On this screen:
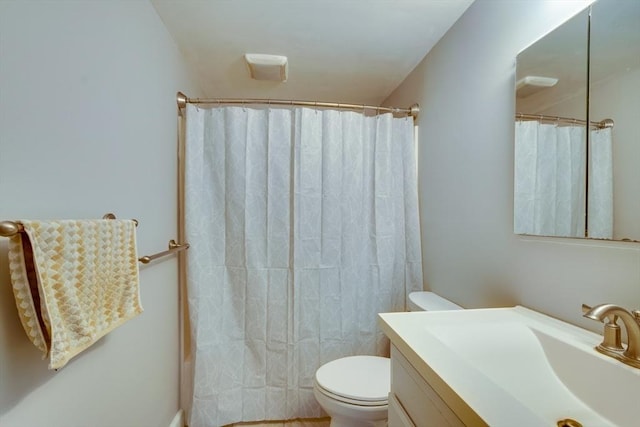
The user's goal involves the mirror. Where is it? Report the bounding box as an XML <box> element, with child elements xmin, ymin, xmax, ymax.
<box><xmin>514</xmin><ymin>8</ymin><xmax>589</xmax><ymax>239</ymax></box>
<box><xmin>514</xmin><ymin>0</ymin><xmax>640</xmax><ymax>242</ymax></box>
<box><xmin>589</xmin><ymin>0</ymin><xmax>640</xmax><ymax>241</ymax></box>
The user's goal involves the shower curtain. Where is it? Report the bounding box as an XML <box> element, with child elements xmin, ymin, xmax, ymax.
<box><xmin>587</xmin><ymin>127</ymin><xmax>613</xmax><ymax>239</ymax></box>
<box><xmin>514</xmin><ymin>121</ymin><xmax>613</xmax><ymax>238</ymax></box>
<box><xmin>184</xmin><ymin>105</ymin><xmax>423</xmax><ymax>427</ymax></box>
<box><xmin>514</xmin><ymin>121</ymin><xmax>586</xmax><ymax>237</ymax></box>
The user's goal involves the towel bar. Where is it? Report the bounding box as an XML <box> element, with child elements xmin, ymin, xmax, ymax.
<box><xmin>0</xmin><ymin>217</ymin><xmax>189</xmax><ymax>265</ymax></box>
<box><xmin>0</xmin><ymin>214</ymin><xmax>137</xmax><ymax>237</ymax></box>
<box><xmin>0</xmin><ymin>221</ymin><xmax>23</xmax><ymax>236</ymax></box>
<box><xmin>139</xmin><ymin>240</ymin><xmax>190</xmax><ymax>264</ymax></box>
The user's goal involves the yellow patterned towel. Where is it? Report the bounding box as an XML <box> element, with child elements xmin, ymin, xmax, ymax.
<box><xmin>7</xmin><ymin>219</ymin><xmax>143</xmax><ymax>370</ymax></box>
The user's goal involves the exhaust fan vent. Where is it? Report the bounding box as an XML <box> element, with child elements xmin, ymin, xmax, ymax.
<box><xmin>516</xmin><ymin>75</ymin><xmax>558</xmax><ymax>98</ymax></box>
<box><xmin>244</xmin><ymin>53</ymin><xmax>288</xmax><ymax>82</ymax></box>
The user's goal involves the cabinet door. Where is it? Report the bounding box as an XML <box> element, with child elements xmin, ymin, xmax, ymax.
<box><xmin>391</xmin><ymin>345</ymin><xmax>465</xmax><ymax>427</ymax></box>
<box><xmin>388</xmin><ymin>392</ymin><xmax>416</xmax><ymax>427</ymax></box>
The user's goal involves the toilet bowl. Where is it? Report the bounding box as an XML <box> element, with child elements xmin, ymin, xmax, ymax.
<box><xmin>313</xmin><ymin>356</ymin><xmax>390</xmax><ymax>427</ymax></box>
<box><xmin>313</xmin><ymin>291</ymin><xmax>463</xmax><ymax>427</ymax></box>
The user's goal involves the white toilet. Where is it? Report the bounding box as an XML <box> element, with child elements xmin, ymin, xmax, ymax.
<box><xmin>313</xmin><ymin>291</ymin><xmax>463</xmax><ymax>427</ymax></box>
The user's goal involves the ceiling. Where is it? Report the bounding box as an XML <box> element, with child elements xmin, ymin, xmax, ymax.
<box><xmin>151</xmin><ymin>0</ymin><xmax>474</xmax><ymax>106</ymax></box>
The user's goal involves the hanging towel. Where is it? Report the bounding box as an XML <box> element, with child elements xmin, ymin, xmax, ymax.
<box><xmin>7</xmin><ymin>219</ymin><xmax>143</xmax><ymax>370</ymax></box>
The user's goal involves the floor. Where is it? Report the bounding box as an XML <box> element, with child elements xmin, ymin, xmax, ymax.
<box><xmin>229</xmin><ymin>418</ymin><xmax>330</xmax><ymax>427</ymax></box>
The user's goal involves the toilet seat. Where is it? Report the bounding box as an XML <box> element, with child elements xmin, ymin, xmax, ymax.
<box><xmin>314</xmin><ymin>356</ymin><xmax>390</xmax><ymax>406</ymax></box>
<box><xmin>315</xmin><ymin>382</ymin><xmax>388</xmax><ymax>407</ymax></box>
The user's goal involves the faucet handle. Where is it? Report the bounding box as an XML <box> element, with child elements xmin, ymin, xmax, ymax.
<box><xmin>582</xmin><ymin>303</ymin><xmax>624</xmax><ymax>352</ymax></box>
<box><xmin>600</xmin><ymin>318</ymin><xmax>625</xmax><ymax>352</ymax></box>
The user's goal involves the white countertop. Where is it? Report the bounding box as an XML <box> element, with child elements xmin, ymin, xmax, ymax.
<box><xmin>378</xmin><ymin>306</ymin><xmax>632</xmax><ymax>427</ymax></box>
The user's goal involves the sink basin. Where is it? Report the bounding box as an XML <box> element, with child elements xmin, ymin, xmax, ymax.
<box><xmin>379</xmin><ymin>306</ymin><xmax>640</xmax><ymax>426</ymax></box>
<box><xmin>532</xmin><ymin>327</ymin><xmax>639</xmax><ymax>427</ymax></box>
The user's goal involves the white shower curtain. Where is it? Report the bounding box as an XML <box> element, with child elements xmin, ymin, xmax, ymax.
<box><xmin>588</xmin><ymin>127</ymin><xmax>613</xmax><ymax>239</ymax></box>
<box><xmin>514</xmin><ymin>121</ymin><xmax>613</xmax><ymax>238</ymax></box>
<box><xmin>184</xmin><ymin>105</ymin><xmax>423</xmax><ymax>426</ymax></box>
<box><xmin>514</xmin><ymin>121</ymin><xmax>587</xmax><ymax>237</ymax></box>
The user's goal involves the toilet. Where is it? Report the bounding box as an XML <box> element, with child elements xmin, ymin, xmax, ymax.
<box><xmin>313</xmin><ymin>291</ymin><xmax>463</xmax><ymax>427</ymax></box>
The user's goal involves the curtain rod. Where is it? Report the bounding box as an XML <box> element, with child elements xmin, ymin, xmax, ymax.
<box><xmin>516</xmin><ymin>113</ymin><xmax>614</xmax><ymax>129</ymax></box>
<box><xmin>176</xmin><ymin>92</ymin><xmax>419</xmax><ymax>119</ymax></box>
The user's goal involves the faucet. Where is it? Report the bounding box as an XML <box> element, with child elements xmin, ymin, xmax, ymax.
<box><xmin>583</xmin><ymin>303</ymin><xmax>640</xmax><ymax>369</ymax></box>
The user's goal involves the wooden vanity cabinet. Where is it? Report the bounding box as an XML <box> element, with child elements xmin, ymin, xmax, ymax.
<box><xmin>388</xmin><ymin>345</ymin><xmax>465</xmax><ymax>427</ymax></box>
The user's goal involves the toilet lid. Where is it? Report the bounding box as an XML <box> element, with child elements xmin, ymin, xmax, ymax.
<box><xmin>315</xmin><ymin>356</ymin><xmax>390</xmax><ymax>402</ymax></box>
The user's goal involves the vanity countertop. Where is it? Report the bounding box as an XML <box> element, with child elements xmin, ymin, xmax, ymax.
<box><xmin>379</xmin><ymin>306</ymin><xmax>637</xmax><ymax>426</ymax></box>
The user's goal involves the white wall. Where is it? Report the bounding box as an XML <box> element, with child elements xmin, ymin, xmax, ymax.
<box><xmin>0</xmin><ymin>1</ymin><xmax>200</xmax><ymax>426</ymax></box>
<box><xmin>385</xmin><ymin>0</ymin><xmax>640</xmax><ymax>330</ymax></box>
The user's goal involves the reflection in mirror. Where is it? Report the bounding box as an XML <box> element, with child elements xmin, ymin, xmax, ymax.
<box><xmin>589</xmin><ymin>0</ymin><xmax>640</xmax><ymax>241</ymax></box>
<box><xmin>513</xmin><ymin>0</ymin><xmax>640</xmax><ymax>242</ymax></box>
<box><xmin>514</xmin><ymin>8</ymin><xmax>590</xmax><ymax>238</ymax></box>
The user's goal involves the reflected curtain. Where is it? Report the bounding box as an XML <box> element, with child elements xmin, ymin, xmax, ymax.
<box><xmin>588</xmin><ymin>127</ymin><xmax>613</xmax><ymax>239</ymax></box>
<box><xmin>184</xmin><ymin>105</ymin><xmax>423</xmax><ymax>427</ymax></box>
<box><xmin>514</xmin><ymin>121</ymin><xmax>587</xmax><ymax>237</ymax></box>
<box><xmin>514</xmin><ymin>121</ymin><xmax>613</xmax><ymax>239</ymax></box>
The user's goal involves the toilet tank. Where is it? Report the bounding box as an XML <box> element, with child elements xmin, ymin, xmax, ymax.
<box><xmin>408</xmin><ymin>291</ymin><xmax>463</xmax><ymax>311</ymax></box>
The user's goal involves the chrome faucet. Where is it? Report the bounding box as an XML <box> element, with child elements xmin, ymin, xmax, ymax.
<box><xmin>583</xmin><ymin>303</ymin><xmax>640</xmax><ymax>369</ymax></box>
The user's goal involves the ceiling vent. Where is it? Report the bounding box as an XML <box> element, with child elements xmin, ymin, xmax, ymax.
<box><xmin>516</xmin><ymin>75</ymin><xmax>558</xmax><ymax>98</ymax></box>
<box><xmin>244</xmin><ymin>54</ymin><xmax>288</xmax><ymax>82</ymax></box>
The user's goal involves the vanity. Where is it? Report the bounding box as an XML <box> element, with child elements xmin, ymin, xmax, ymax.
<box><xmin>386</xmin><ymin>343</ymin><xmax>472</xmax><ymax>427</ymax></box>
<box><xmin>379</xmin><ymin>307</ymin><xmax>640</xmax><ymax>427</ymax></box>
